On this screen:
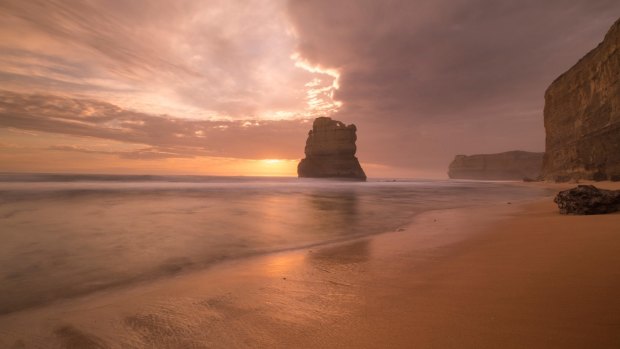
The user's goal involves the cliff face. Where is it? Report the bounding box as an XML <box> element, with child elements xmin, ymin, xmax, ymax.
<box><xmin>542</xmin><ymin>18</ymin><xmax>620</xmax><ymax>182</ymax></box>
<box><xmin>448</xmin><ymin>151</ymin><xmax>544</xmax><ymax>180</ymax></box>
<box><xmin>297</xmin><ymin>117</ymin><xmax>366</xmax><ymax>180</ymax></box>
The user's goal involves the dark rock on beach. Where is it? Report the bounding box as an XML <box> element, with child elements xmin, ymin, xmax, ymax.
<box><xmin>554</xmin><ymin>185</ymin><xmax>620</xmax><ymax>215</ymax></box>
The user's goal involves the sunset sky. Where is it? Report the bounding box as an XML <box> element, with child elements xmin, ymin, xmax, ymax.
<box><xmin>1</xmin><ymin>0</ymin><xmax>619</xmax><ymax>177</ymax></box>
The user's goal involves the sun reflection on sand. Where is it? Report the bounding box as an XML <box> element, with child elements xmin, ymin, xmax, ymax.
<box><xmin>262</xmin><ymin>253</ymin><xmax>307</xmax><ymax>277</ymax></box>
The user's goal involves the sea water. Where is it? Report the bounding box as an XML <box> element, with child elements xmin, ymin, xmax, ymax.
<box><xmin>0</xmin><ymin>174</ymin><xmax>550</xmax><ymax>314</ymax></box>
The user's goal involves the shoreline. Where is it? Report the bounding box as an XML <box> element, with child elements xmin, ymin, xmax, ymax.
<box><xmin>0</xmin><ymin>179</ymin><xmax>547</xmax><ymax>317</ymax></box>
<box><xmin>1</xmin><ymin>183</ymin><xmax>619</xmax><ymax>348</ymax></box>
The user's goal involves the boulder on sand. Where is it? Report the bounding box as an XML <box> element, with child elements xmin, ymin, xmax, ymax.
<box><xmin>554</xmin><ymin>185</ymin><xmax>620</xmax><ymax>215</ymax></box>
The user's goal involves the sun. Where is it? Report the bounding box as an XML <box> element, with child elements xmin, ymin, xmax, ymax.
<box><xmin>262</xmin><ymin>159</ymin><xmax>283</xmax><ymax>164</ymax></box>
<box><xmin>245</xmin><ymin>159</ymin><xmax>297</xmax><ymax>176</ymax></box>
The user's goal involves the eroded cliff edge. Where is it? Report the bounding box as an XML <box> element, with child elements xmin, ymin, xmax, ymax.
<box><xmin>542</xmin><ymin>18</ymin><xmax>620</xmax><ymax>182</ymax></box>
<box><xmin>297</xmin><ymin>117</ymin><xmax>366</xmax><ymax>180</ymax></box>
<box><xmin>448</xmin><ymin>151</ymin><xmax>544</xmax><ymax>180</ymax></box>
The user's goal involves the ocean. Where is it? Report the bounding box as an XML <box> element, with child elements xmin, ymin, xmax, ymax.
<box><xmin>0</xmin><ymin>174</ymin><xmax>550</xmax><ymax>315</ymax></box>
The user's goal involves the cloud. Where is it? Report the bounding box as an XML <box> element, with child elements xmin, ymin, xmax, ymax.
<box><xmin>0</xmin><ymin>0</ymin><xmax>336</xmax><ymax>120</ymax></box>
<box><xmin>0</xmin><ymin>90</ymin><xmax>310</xmax><ymax>160</ymax></box>
<box><xmin>286</xmin><ymin>0</ymin><xmax>620</xmax><ymax>171</ymax></box>
<box><xmin>47</xmin><ymin>145</ymin><xmax>195</xmax><ymax>160</ymax></box>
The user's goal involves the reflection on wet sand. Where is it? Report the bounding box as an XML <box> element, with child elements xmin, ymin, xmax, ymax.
<box><xmin>307</xmin><ymin>190</ymin><xmax>359</xmax><ymax>218</ymax></box>
<box><xmin>0</xmin><ymin>237</ymin><xmax>379</xmax><ymax>348</ymax></box>
<box><xmin>306</xmin><ymin>190</ymin><xmax>361</xmax><ymax>237</ymax></box>
<box><xmin>308</xmin><ymin>240</ymin><xmax>371</xmax><ymax>265</ymax></box>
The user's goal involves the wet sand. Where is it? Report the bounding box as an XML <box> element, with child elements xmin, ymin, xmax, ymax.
<box><xmin>1</xmin><ymin>183</ymin><xmax>620</xmax><ymax>348</ymax></box>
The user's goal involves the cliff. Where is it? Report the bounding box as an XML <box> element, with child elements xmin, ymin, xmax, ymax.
<box><xmin>448</xmin><ymin>151</ymin><xmax>544</xmax><ymax>180</ymax></box>
<box><xmin>542</xmin><ymin>18</ymin><xmax>620</xmax><ymax>182</ymax></box>
<box><xmin>297</xmin><ymin>117</ymin><xmax>366</xmax><ymax>180</ymax></box>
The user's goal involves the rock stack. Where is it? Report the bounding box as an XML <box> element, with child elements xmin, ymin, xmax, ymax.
<box><xmin>297</xmin><ymin>117</ymin><xmax>366</xmax><ymax>180</ymax></box>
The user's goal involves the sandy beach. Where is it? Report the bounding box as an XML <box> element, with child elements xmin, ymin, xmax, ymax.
<box><xmin>1</xmin><ymin>182</ymin><xmax>619</xmax><ymax>348</ymax></box>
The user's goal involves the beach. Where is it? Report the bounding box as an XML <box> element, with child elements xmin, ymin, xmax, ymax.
<box><xmin>0</xmin><ymin>181</ymin><xmax>619</xmax><ymax>348</ymax></box>
<box><xmin>2</xmin><ymin>1</ymin><xmax>620</xmax><ymax>348</ymax></box>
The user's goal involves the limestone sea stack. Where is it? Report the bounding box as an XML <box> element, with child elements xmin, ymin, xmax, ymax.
<box><xmin>542</xmin><ymin>18</ymin><xmax>620</xmax><ymax>182</ymax></box>
<box><xmin>297</xmin><ymin>117</ymin><xmax>366</xmax><ymax>180</ymax></box>
<box><xmin>448</xmin><ymin>151</ymin><xmax>544</xmax><ymax>180</ymax></box>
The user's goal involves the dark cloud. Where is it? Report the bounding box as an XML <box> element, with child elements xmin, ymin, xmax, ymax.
<box><xmin>0</xmin><ymin>91</ymin><xmax>310</xmax><ymax>160</ymax></box>
<box><xmin>287</xmin><ymin>0</ymin><xmax>620</xmax><ymax>173</ymax></box>
<box><xmin>47</xmin><ymin>145</ymin><xmax>195</xmax><ymax>160</ymax></box>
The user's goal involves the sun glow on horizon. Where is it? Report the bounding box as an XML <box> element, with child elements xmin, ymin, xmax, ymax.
<box><xmin>251</xmin><ymin>158</ymin><xmax>297</xmax><ymax>176</ymax></box>
<box><xmin>262</xmin><ymin>159</ymin><xmax>284</xmax><ymax>164</ymax></box>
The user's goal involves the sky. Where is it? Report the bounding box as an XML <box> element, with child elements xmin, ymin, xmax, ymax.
<box><xmin>0</xmin><ymin>0</ymin><xmax>619</xmax><ymax>178</ymax></box>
